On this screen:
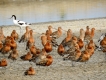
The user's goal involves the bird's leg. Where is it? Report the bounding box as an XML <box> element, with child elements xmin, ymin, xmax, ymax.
<box><xmin>20</xmin><ymin>27</ymin><xmax>22</xmax><ymax>36</ymax></box>
<box><xmin>71</xmin><ymin>61</ymin><xmax>75</xmax><ymax>67</ymax></box>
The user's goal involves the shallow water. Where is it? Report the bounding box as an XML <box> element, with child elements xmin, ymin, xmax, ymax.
<box><xmin>0</xmin><ymin>0</ymin><xmax>106</xmax><ymax>26</ymax></box>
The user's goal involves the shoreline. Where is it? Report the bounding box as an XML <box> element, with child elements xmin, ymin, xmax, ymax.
<box><xmin>1</xmin><ymin>17</ymin><xmax>106</xmax><ymax>36</ymax></box>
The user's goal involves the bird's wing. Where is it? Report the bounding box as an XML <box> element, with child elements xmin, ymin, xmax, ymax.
<box><xmin>17</xmin><ymin>20</ymin><xmax>25</xmax><ymax>25</ymax></box>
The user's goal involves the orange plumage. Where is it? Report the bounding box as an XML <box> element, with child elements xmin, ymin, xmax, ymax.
<box><xmin>57</xmin><ymin>44</ymin><xmax>65</xmax><ymax>56</ymax></box>
<box><xmin>26</xmin><ymin>30</ymin><xmax>35</xmax><ymax>50</ymax></box>
<box><xmin>84</xmin><ymin>26</ymin><xmax>91</xmax><ymax>41</ymax></box>
<box><xmin>1</xmin><ymin>41</ymin><xmax>11</xmax><ymax>55</ymax></box>
<box><xmin>10</xmin><ymin>37</ymin><xmax>17</xmax><ymax>50</ymax></box>
<box><xmin>45</xmin><ymin>54</ymin><xmax>53</xmax><ymax>66</ymax></box>
<box><xmin>48</xmin><ymin>25</ymin><xmax>52</xmax><ymax>35</ymax></box>
<box><xmin>0</xmin><ymin>59</ymin><xmax>7</xmax><ymax>67</ymax></box>
<box><xmin>19</xmin><ymin>26</ymin><xmax>30</xmax><ymax>43</ymax></box>
<box><xmin>8</xmin><ymin>49</ymin><xmax>18</xmax><ymax>60</ymax></box>
<box><xmin>51</xmin><ymin>27</ymin><xmax>62</xmax><ymax>39</ymax></box>
<box><xmin>11</xmin><ymin>30</ymin><xmax>19</xmax><ymax>41</ymax></box>
<box><xmin>77</xmin><ymin>39</ymin><xmax>84</xmax><ymax>49</ymax></box>
<box><xmin>44</xmin><ymin>41</ymin><xmax>52</xmax><ymax>53</ymax></box>
<box><xmin>78</xmin><ymin>50</ymin><xmax>90</xmax><ymax>62</ymax></box>
<box><xmin>90</xmin><ymin>28</ymin><xmax>95</xmax><ymax>38</ymax></box>
<box><xmin>25</xmin><ymin>67</ymin><xmax>35</xmax><ymax>75</ymax></box>
<box><xmin>20</xmin><ymin>52</ymin><xmax>32</xmax><ymax>60</ymax></box>
<box><xmin>79</xmin><ymin>28</ymin><xmax>85</xmax><ymax>41</ymax></box>
<box><xmin>41</xmin><ymin>33</ymin><xmax>47</xmax><ymax>46</ymax></box>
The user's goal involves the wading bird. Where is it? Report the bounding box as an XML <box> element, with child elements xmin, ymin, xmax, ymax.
<box><xmin>10</xmin><ymin>15</ymin><xmax>31</xmax><ymax>35</ymax></box>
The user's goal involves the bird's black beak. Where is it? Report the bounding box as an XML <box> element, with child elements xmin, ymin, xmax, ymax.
<box><xmin>9</xmin><ymin>16</ymin><xmax>13</xmax><ymax>19</ymax></box>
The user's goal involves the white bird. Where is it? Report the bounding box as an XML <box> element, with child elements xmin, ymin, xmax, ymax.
<box><xmin>10</xmin><ymin>15</ymin><xmax>31</xmax><ymax>35</ymax></box>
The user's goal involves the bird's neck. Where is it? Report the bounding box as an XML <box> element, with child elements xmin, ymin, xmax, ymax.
<box><xmin>13</xmin><ymin>15</ymin><xmax>16</xmax><ymax>20</ymax></box>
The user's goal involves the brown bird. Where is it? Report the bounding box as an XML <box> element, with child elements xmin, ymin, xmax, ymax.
<box><xmin>51</xmin><ymin>27</ymin><xmax>62</xmax><ymax>39</ymax></box>
<box><xmin>36</xmin><ymin>54</ymin><xmax>53</xmax><ymax>66</ymax></box>
<box><xmin>30</xmin><ymin>45</ymin><xmax>41</xmax><ymax>57</ymax></box>
<box><xmin>63</xmin><ymin>48</ymin><xmax>82</xmax><ymax>61</ymax></box>
<box><xmin>1</xmin><ymin>40</ymin><xmax>11</xmax><ymax>56</ymax></box>
<box><xmin>24</xmin><ymin>67</ymin><xmax>35</xmax><ymax>75</ymax></box>
<box><xmin>20</xmin><ymin>52</ymin><xmax>32</xmax><ymax>61</ymax></box>
<box><xmin>26</xmin><ymin>30</ymin><xmax>35</xmax><ymax>50</ymax></box>
<box><xmin>61</xmin><ymin>29</ymin><xmax>72</xmax><ymax>46</ymax></box>
<box><xmin>30</xmin><ymin>45</ymin><xmax>37</xmax><ymax>55</ymax></box>
<box><xmin>44</xmin><ymin>41</ymin><xmax>52</xmax><ymax>53</ymax></box>
<box><xmin>84</xmin><ymin>26</ymin><xmax>91</xmax><ymax>41</ymax></box>
<box><xmin>46</xmin><ymin>30</ymin><xmax>52</xmax><ymax>42</ymax></box>
<box><xmin>79</xmin><ymin>28</ymin><xmax>85</xmax><ymax>41</ymax></box>
<box><xmin>90</xmin><ymin>28</ymin><xmax>95</xmax><ymax>39</ymax></box>
<box><xmin>45</xmin><ymin>54</ymin><xmax>53</xmax><ymax>66</ymax></box>
<box><xmin>41</xmin><ymin>33</ymin><xmax>47</xmax><ymax>46</ymax></box>
<box><xmin>57</xmin><ymin>44</ymin><xmax>65</xmax><ymax>56</ymax></box>
<box><xmin>19</xmin><ymin>26</ymin><xmax>30</xmax><ymax>43</ymax></box>
<box><xmin>97</xmin><ymin>36</ymin><xmax>106</xmax><ymax>52</ymax></box>
<box><xmin>0</xmin><ymin>41</ymin><xmax>3</xmax><ymax>51</ymax></box>
<box><xmin>47</xmin><ymin>25</ymin><xmax>52</xmax><ymax>35</ymax></box>
<box><xmin>77</xmin><ymin>39</ymin><xmax>84</xmax><ymax>49</ymax></box>
<box><xmin>0</xmin><ymin>58</ymin><xmax>7</xmax><ymax>67</ymax></box>
<box><xmin>11</xmin><ymin>30</ymin><xmax>19</xmax><ymax>41</ymax></box>
<box><xmin>0</xmin><ymin>27</ymin><xmax>5</xmax><ymax>42</ymax></box>
<box><xmin>35</xmin><ymin>49</ymin><xmax>47</xmax><ymax>64</ymax></box>
<box><xmin>8</xmin><ymin>49</ymin><xmax>18</xmax><ymax>60</ymax></box>
<box><xmin>10</xmin><ymin>37</ymin><xmax>17</xmax><ymax>50</ymax></box>
<box><xmin>85</xmin><ymin>40</ymin><xmax>96</xmax><ymax>56</ymax></box>
<box><xmin>77</xmin><ymin>49</ymin><xmax>91</xmax><ymax>62</ymax></box>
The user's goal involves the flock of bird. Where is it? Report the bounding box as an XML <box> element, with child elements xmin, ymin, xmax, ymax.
<box><xmin>0</xmin><ymin>15</ymin><xmax>105</xmax><ymax>75</ymax></box>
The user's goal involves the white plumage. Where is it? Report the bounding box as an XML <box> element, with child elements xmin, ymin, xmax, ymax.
<box><xmin>10</xmin><ymin>15</ymin><xmax>31</xmax><ymax>35</ymax></box>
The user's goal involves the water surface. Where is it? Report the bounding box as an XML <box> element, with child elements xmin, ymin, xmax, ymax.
<box><xmin>0</xmin><ymin>0</ymin><xmax>106</xmax><ymax>26</ymax></box>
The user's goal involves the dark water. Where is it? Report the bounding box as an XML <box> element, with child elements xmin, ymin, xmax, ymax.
<box><xmin>0</xmin><ymin>0</ymin><xmax>106</xmax><ymax>26</ymax></box>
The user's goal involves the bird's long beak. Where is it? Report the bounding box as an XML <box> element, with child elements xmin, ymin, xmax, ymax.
<box><xmin>8</xmin><ymin>16</ymin><xmax>12</xmax><ymax>19</ymax></box>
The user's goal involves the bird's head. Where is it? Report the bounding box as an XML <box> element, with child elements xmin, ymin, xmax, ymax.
<box><xmin>9</xmin><ymin>15</ymin><xmax>16</xmax><ymax>19</ymax></box>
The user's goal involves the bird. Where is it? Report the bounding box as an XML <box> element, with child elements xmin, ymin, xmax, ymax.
<box><xmin>20</xmin><ymin>52</ymin><xmax>32</xmax><ymax>61</ymax></box>
<box><xmin>41</xmin><ymin>33</ymin><xmax>47</xmax><ymax>46</ymax></box>
<box><xmin>47</xmin><ymin>25</ymin><xmax>53</xmax><ymax>35</ymax></box>
<box><xmin>77</xmin><ymin>39</ymin><xmax>84</xmax><ymax>49</ymax></box>
<box><xmin>44</xmin><ymin>41</ymin><xmax>52</xmax><ymax>53</ymax></box>
<box><xmin>90</xmin><ymin>28</ymin><xmax>95</xmax><ymax>39</ymax></box>
<box><xmin>36</xmin><ymin>54</ymin><xmax>53</xmax><ymax>66</ymax></box>
<box><xmin>60</xmin><ymin>29</ymin><xmax>73</xmax><ymax>47</ymax></box>
<box><xmin>51</xmin><ymin>27</ymin><xmax>62</xmax><ymax>39</ymax></box>
<box><xmin>10</xmin><ymin>15</ymin><xmax>31</xmax><ymax>35</ymax></box>
<box><xmin>57</xmin><ymin>44</ymin><xmax>65</xmax><ymax>56</ymax></box>
<box><xmin>19</xmin><ymin>26</ymin><xmax>30</xmax><ymax>43</ymax></box>
<box><xmin>85</xmin><ymin>40</ymin><xmax>96</xmax><ymax>56</ymax></box>
<box><xmin>99</xmin><ymin>36</ymin><xmax>106</xmax><ymax>51</ymax></box>
<box><xmin>10</xmin><ymin>37</ymin><xmax>17</xmax><ymax>50</ymax></box>
<box><xmin>8</xmin><ymin>49</ymin><xmax>19</xmax><ymax>60</ymax></box>
<box><xmin>79</xmin><ymin>28</ymin><xmax>85</xmax><ymax>41</ymax></box>
<box><xmin>0</xmin><ymin>58</ymin><xmax>7</xmax><ymax>67</ymax></box>
<box><xmin>77</xmin><ymin>49</ymin><xmax>91</xmax><ymax>62</ymax></box>
<box><xmin>11</xmin><ymin>30</ymin><xmax>19</xmax><ymax>41</ymax></box>
<box><xmin>24</xmin><ymin>67</ymin><xmax>35</xmax><ymax>75</ymax></box>
<box><xmin>0</xmin><ymin>41</ymin><xmax>3</xmax><ymax>52</ymax></box>
<box><xmin>84</xmin><ymin>26</ymin><xmax>91</xmax><ymax>41</ymax></box>
<box><xmin>1</xmin><ymin>40</ymin><xmax>11</xmax><ymax>56</ymax></box>
<box><xmin>0</xmin><ymin>27</ymin><xmax>5</xmax><ymax>42</ymax></box>
<box><xmin>26</xmin><ymin>30</ymin><xmax>35</xmax><ymax>50</ymax></box>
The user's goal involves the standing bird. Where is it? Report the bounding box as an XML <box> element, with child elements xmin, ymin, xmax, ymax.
<box><xmin>11</xmin><ymin>30</ymin><xmax>19</xmax><ymax>41</ymax></box>
<box><xmin>10</xmin><ymin>15</ymin><xmax>31</xmax><ymax>35</ymax></box>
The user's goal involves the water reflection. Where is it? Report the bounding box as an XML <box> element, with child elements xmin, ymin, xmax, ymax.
<box><xmin>0</xmin><ymin>0</ymin><xmax>106</xmax><ymax>26</ymax></box>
